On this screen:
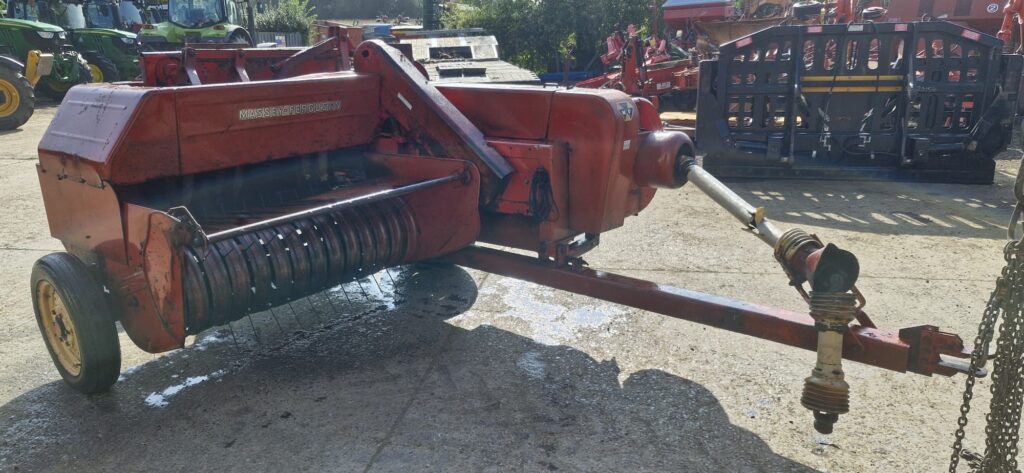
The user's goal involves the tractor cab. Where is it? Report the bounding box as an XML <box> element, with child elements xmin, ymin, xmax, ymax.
<box><xmin>6</xmin><ymin>0</ymin><xmax>69</xmax><ymax>38</ymax></box>
<box><xmin>20</xmin><ymin>0</ymin><xmax>141</xmax><ymax>81</ymax></box>
<box><xmin>115</xmin><ymin>0</ymin><xmax>146</xmax><ymax>32</ymax></box>
<box><xmin>172</xmin><ymin>0</ymin><xmax>229</xmax><ymax>28</ymax></box>
<box><xmin>138</xmin><ymin>0</ymin><xmax>253</xmax><ymax>50</ymax></box>
<box><xmin>141</xmin><ymin>1</ymin><xmax>168</xmax><ymax>25</ymax></box>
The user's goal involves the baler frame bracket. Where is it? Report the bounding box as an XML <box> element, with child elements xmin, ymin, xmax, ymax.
<box><xmin>166</xmin><ymin>206</ymin><xmax>207</xmax><ymax>252</ymax></box>
<box><xmin>442</xmin><ymin>245</ymin><xmax>973</xmax><ymax>378</ymax></box>
<box><xmin>542</xmin><ymin>233</ymin><xmax>601</xmax><ymax>266</ymax></box>
<box><xmin>899</xmin><ymin>325</ymin><xmax>977</xmax><ymax>377</ymax></box>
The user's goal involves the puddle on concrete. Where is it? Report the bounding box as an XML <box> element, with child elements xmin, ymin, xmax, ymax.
<box><xmin>144</xmin><ymin>370</ymin><xmax>226</xmax><ymax>408</ymax></box>
<box><xmin>469</xmin><ymin>277</ymin><xmax>625</xmax><ymax>345</ymax></box>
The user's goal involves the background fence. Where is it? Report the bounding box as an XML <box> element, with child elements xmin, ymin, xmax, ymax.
<box><xmin>254</xmin><ymin>32</ymin><xmax>306</xmax><ymax>47</ymax></box>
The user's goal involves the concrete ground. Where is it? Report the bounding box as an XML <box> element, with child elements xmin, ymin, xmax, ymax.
<box><xmin>0</xmin><ymin>103</ymin><xmax>1019</xmax><ymax>472</ymax></box>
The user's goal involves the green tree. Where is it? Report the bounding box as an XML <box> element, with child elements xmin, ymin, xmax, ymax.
<box><xmin>445</xmin><ymin>0</ymin><xmax>655</xmax><ymax>74</ymax></box>
<box><xmin>256</xmin><ymin>0</ymin><xmax>318</xmax><ymax>43</ymax></box>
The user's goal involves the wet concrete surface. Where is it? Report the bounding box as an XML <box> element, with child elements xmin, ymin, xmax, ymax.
<box><xmin>0</xmin><ymin>105</ymin><xmax>1021</xmax><ymax>472</ymax></box>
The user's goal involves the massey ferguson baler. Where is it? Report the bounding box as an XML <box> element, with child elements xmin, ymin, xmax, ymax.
<box><xmin>32</xmin><ymin>39</ymin><xmax>985</xmax><ymax>436</ymax></box>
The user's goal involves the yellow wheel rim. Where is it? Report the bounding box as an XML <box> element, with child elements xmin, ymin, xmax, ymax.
<box><xmin>37</xmin><ymin>280</ymin><xmax>82</xmax><ymax>377</ymax></box>
<box><xmin>88</xmin><ymin>64</ymin><xmax>103</xmax><ymax>83</ymax></box>
<box><xmin>0</xmin><ymin>79</ymin><xmax>20</xmax><ymax>118</ymax></box>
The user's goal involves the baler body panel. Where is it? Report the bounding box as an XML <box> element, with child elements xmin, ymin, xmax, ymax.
<box><xmin>549</xmin><ymin>90</ymin><xmax>645</xmax><ymax>235</ymax></box>
<box><xmin>438</xmin><ymin>83</ymin><xmax>556</xmax><ymax>141</ymax></box>
<box><xmin>352</xmin><ymin>41</ymin><xmax>514</xmax><ymax>204</ymax></box>
<box><xmin>436</xmin><ymin>83</ymin><xmax>655</xmax><ymax>236</ymax></box>
<box><xmin>36</xmin><ymin>40</ymin><xmax>688</xmax><ymax>354</ymax></box>
<box><xmin>175</xmin><ymin>73</ymin><xmax>380</xmax><ymax>176</ymax></box>
<box><xmin>36</xmin><ymin>155</ymin><xmax>127</xmax><ymax>265</ymax></box>
<box><xmin>39</xmin><ymin>86</ymin><xmax>179</xmax><ymax>186</ymax></box>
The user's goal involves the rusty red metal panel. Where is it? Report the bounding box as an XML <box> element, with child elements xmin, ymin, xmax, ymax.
<box><xmin>110</xmin><ymin>91</ymin><xmax>180</xmax><ymax>184</ymax></box>
<box><xmin>108</xmin><ymin>203</ymin><xmax>188</xmax><ymax>353</ymax></box>
<box><xmin>36</xmin><ymin>155</ymin><xmax>129</xmax><ymax>265</ymax></box>
<box><xmin>882</xmin><ymin>0</ymin><xmax>1002</xmax><ymax>30</ymax></box>
<box><xmin>633</xmin><ymin>98</ymin><xmax>663</xmax><ymax>132</ymax></box>
<box><xmin>663</xmin><ymin>4</ymin><xmax>730</xmax><ymax>22</ymax></box>
<box><xmin>480</xmin><ymin>138</ymin><xmax>575</xmax><ymax>252</ymax></box>
<box><xmin>547</xmin><ymin>87</ymin><xmax>648</xmax><ymax>235</ymax></box>
<box><xmin>142</xmin><ymin>212</ymin><xmax>187</xmax><ymax>344</ymax></box>
<box><xmin>38</xmin><ymin>84</ymin><xmax>181</xmax><ymax>185</ymax></box>
<box><xmin>487</xmin><ymin>139</ymin><xmax>562</xmax><ymax>217</ymax></box>
<box><xmin>352</xmin><ymin>40</ymin><xmax>513</xmax><ymax>204</ymax></box>
<box><xmin>141</xmin><ymin>34</ymin><xmax>350</xmax><ymax>87</ymax></box>
<box><xmin>176</xmin><ymin>73</ymin><xmax>380</xmax><ymax>176</ymax></box>
<box><xmin>436</xmin><ymin>84</ymin><xmax>556</xmax><ymax>141</ymax></box>
<box><xmin>38</xmin><ymin>84</ymin><xmax>145</xmax><ymax>167</ymax></box>
<box><xmin>441</xmin><ymin>246</ymin><xmax>969</xmax><ymax>375</ymax></box>
<box><xmin>633</xmin><ymin>131</ymin><xmax>691</xmax><ymax>189</ymax></box>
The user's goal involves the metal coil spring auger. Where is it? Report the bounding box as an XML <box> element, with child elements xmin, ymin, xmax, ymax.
<box><xmin>950</xmin><ymin>158</ymin><xmax>1024</xmax><ymax>473</ymax></box>
<box><xmin>181</xmin><ymin>199</ymin><xmax>417</xmax><ymax>334</ymax></box>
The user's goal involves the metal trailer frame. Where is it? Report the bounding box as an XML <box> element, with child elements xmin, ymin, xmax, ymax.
<box><xmin>696</xmin><ymin>20</ymin><xmax>1022</xmax><ymax>183</ymax></box>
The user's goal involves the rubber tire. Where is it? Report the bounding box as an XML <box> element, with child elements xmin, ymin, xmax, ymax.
<box><xmin>0</xmin><ymin>65</ymin><xmax>34</xmax><ymax>131</ymax></box>
<box><xmin>31</xmin><ymin>253</ymin><xmax>121</xmax><ymax>394</ymax></box>
<box><xmin>227</xmin><ymin>29</ymin><xmax>253</xmax><ymax>46</ymax></box>
<box><xmin>83</xmin><ymin>54</ymin><xmax>120</xmax><ymax>83</ymax></box>
<box><xmin>37</xmin><ymin>60</ymin><xmax>93</xmax><ymax>101</ymax></box>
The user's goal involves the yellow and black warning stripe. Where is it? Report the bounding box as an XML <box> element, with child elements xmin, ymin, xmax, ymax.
<box><xmin>800</xmin><ymin>75</ymin><xmax>905</xmax><ymax>93</ymax></box>
<box><xmin>801</xmin><ymin>75</ymin><xmax>904</xmax><ymax>82</ymax></box>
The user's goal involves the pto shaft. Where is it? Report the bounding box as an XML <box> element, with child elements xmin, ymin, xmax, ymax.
<box><xmin>802</xmin><ymin>291</ymin><xmax>858</xmax><ymax>434</ymax></box>
<box><xmin>685</xmin><ymin>163</ymin><xmax>784</xmax><ymax>246</ymax></box>
<box><xmin>684</xmin><ymin>163</ymin><xmax>859</xmax><ymax>433</ymax></box>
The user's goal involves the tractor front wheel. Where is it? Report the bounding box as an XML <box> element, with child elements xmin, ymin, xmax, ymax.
<box><xmin>227</xmin><ymin>29</ymin><xmax>253</xmax><ymax>46</ymax></box>
<box><xmin>31</xmin><ymin>253</ymin><xmax>121</xmax><ymax>394</ymax></box>
<box><xmin>0</xmin><ymin>65</ymin><xmax>34</xmax><ymax>131</ymax></box>
<box><xmin>37</xmin><ymin>60</ymin><xmax>93</xmax><ymax>101</ymax></box>
<box><xmin>84</xmin><ymin>55</ymin><xmax>120</xmax><ymax>83</ymax></box>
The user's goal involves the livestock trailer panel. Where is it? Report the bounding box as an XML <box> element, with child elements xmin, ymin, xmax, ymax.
<box><xmin>696</xmin><ymin>21</ymin><xmax>1021</xmax><ymax>183</ymax></box>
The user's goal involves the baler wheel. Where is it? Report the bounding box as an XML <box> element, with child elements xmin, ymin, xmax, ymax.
<box><xmin>31</xmin><ymin>253</ymin><xmax>121</xmax><ymax>394</ymax></box>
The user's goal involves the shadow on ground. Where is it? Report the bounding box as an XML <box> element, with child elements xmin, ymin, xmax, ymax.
<box><xmin>720</xmin><ymin>159</ymin><xmax>1020</xmax><ymax>238</ymax></box>
<box><xmin>0</xmin><ymin>264</ymin><xmax>815</xmax><ymax>473</ymax></box>
<box><xmin>0</xmin><ymin>102</ymin><xmax>57</xmax><ymax>138</ymax></box>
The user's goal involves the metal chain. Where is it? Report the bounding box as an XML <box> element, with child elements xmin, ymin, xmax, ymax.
<box><xmin>950</xmin><ymin>240</ymin><xmax>1024</xmax><ymax>473</ymax></box>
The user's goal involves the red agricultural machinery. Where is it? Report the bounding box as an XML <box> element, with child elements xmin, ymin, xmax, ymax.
<box><xmin>577</xmin><ymin>29</ymin><xmax>700</xmax><ymax>110</ymax></box>
<box><xmin>30</xmin><ymin>35</ymin><xmax>1006</xmax><ymax>443</ymax></box>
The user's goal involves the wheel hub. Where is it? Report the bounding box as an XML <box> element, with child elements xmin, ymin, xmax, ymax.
<box><xmin>0</xmin><ymin>79</ymin><xmax>19</xmax><ymax>118</ymax></box>
<box><xmin>88</xmin><ymin>64</ymin><xmax>103</xmax><ymax>83</ymax></box>
<box><xmin>36</xmin><ymin>281</ymin><xmax>82</xmax><ymax>377</ymax></box>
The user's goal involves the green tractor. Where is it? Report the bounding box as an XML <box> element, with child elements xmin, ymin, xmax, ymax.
<box><xmin>0</xmin><ymin>3</ymin><xmax>92</xmax><ymax>129</ymax></box>
<box><xmin>137</xmin><ymin>0</ymin><xmax>253</xmax><ymax>50</ymax></box>
<box><xmin>50</xmin><ymin>0</ymin><xmax>142</xmax><ymax>81</ymax></box>
<box><xmin>6</xmin><ymin>0</ymin><xmax>143</xmax><ymax>82</ymax></box>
